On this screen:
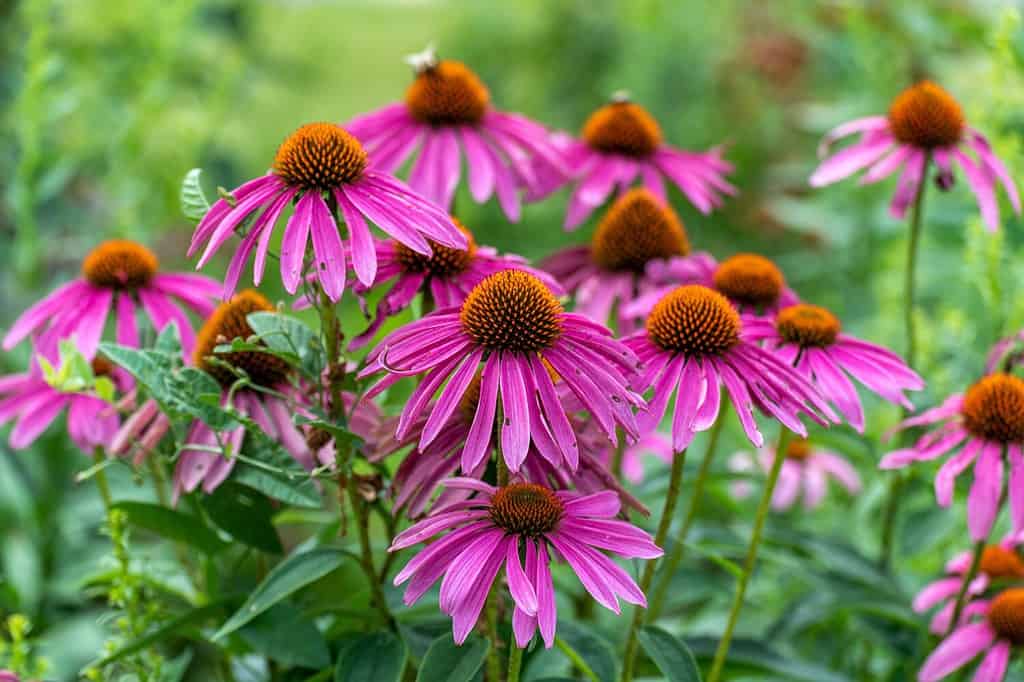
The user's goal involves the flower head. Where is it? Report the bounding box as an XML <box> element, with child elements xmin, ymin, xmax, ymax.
<box><xmin>742</xmin><ymin>302</ymin><xmax>924</xmax><ymax>432</ymax></box>
<box><xmin>336</xmin><ymin>217</ymin><xmax>562</xmax><ymax>348</ymax></box>
<box><xmin>360</xmin><ymin>270</ymin><xmax>643</xmax><ymax>473</ymax></box>
<box><xmin>811</xmin><ymin>81</ymin><xmax>1020</xmax><ymax>232</ymax></box>
<box><xmin>3</xmin><ymin>240</ymin><xmax>219</xmax><ymax>362</ymax></box>
<box><xmin>188</xmin><ymin>122</ymin><xmax>465</xmax><ymax>302</ymax></box>
<box><xmin>918</xmin><ymin>589</ymin><xmax>1024</xmax><ymax>682</ymax></box>
<box><xmin>345</xmin><ymin>51</ymin><xmax>566</xmax><ymax>221</ymax></box>
<box><xmin>729</xmin><ymin>438</ymin><xmax>862</xmax><ymax>510</ymax></box>
<box><xmin>625</xmin><ymin>285</ymin><xmax>837</xmax><ymax>450</ymax></box>
<box><xmin>536</xmin><ymin>94</ymin><xmax>735</xmax><ymax>230</ymax></box>
<box><xmin>881</xmin><ymin>373</ymin><xmax>1024</xmax><ymax>540</ymax></box>
<box><xmin>389</xmin><ymin>479</ymin><xmax>662</xmax><ymax>647</ymax></box>
<box><xmin>543</xmin><ymin>189</ymin><xmax>689</xmax><ymax>332</ymax></box>
<box><xmin>915</xmin><ymin>534</ymin><xmax>1024</xmax><ymax>635</ymax></box>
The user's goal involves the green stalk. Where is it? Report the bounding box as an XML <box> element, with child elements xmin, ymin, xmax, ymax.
<box><xmin>945</xmin><ymin>539</ymin><xmax>985</xmax><ymax>637</ymax></box>
<box><xmin>646</xmin><ymin>410</ymin><xmax>728</xmax><ymax>622</ymax></box>
<box><xmin>92</xmin><ymin>448</ymin><xmax>113</xmax><ymax>510</ymax></box>
<box><xmin>620</xmin><ymin>448</ymin><xmax>688</xmax><ymax>682</ymax></box>
<box><xmin>507</xmin><ymin>641</ymin><xmax>523</xmax><ymax>682</ymax></box>
<box><xmin>485</xmin><ymin>585</ymin><xmax>503</xmax><ymax>682</ymax></box>
<box><xmin>556</xmin><ymin>636</ymin><xmax>599</xmax><ymax>682</ymax></box>
<box><xmin>706</xmin><ymin>429</ymin><xmax>792</xmax><ymax>682</ymax></box>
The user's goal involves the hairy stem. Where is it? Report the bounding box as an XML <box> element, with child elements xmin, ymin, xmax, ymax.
<box><xmin>707</xmin><ymin>429</ymin><xmax>792</xmax><ymax>682</ymax></box>
<box><xmin>347</xmin><ymin>474</ymin><xmax>394</xmax><ymax>628</ymax></box>
<box><xmin>620</xmin><ymin>448</ymin><xmax>688</xmax><ymax>682</ymax></box>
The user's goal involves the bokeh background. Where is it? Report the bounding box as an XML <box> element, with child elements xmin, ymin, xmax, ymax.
<box><xmin>2</xmin><ymin>1</ymin><xmax>1024</xmax><ymax>679</ymax></box>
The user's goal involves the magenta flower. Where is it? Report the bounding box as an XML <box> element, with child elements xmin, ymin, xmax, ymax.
<box><xmin>389</xmin><ymin>478</ymin><xmax>662</xmax><ymax>647</ymax></box>
<box><xmin>339</xmin><ymin>218</ymin><xmax>562</xmax><ymax>348</ymax></box>
<box><xmin>188</xmin><ymin>122</ymin><xmax>465</xmax><ymax>302</ymax></box>
<box><xmin>914</xmin><ymin>535</ymin><xmax>1024</xmax><ymax>635</ymax></box>
<box><xmin>728</xmin><ymin>438</ymin><xmax>861</xmax><ymax>510</ymax></box>
<box><xmin>542</xmin><ymin>188</ymin><xmax>690</xmax><ymax>333</ymax></box>
<box><xmin>345</xmin><ymin>51</ymin><xmax>565</xmax><ymax>221</ymax></box>
<box><xmin>810</xmin><ymin>81</ymin><xmax>1020</xmax><ymax>232</ymax></box>
<box><xmin>360</xmin><ymin>270</ymin><xmax>642</xmax><ymax>473</ymax></box>
<box><xmin>742</xmin><ymin>303</ymin><xmax>924</xmax><ymax>432</ymax></box>
<box><xmin>3</xmin><ymin>240</ymin><xmax>219</xmax><ymax>361</ymax></box>
<box><xmin>622</xmin><ymin>252</ymin><xmax>801</xmax><ymax>324</ymax></box>
<box><xmin>986</xmin><ymin>329</ymin><xmax>1024</xmax><ymax>374</ymax></box>
<box><xmin>880</xmin><ymin>373</ymin><xmax>1024</xmax><ymax>541</ymax></box>
<box><xmin>0</xmin><ymin>356</ymin><xmax>122</xmax><ymax>452</ymax></box>
<box><xmin>0</xmin><ymin>671</ymin><xmax>19</xmax><ymax>682</ymax></box>
<box><xmin>624</xmin><ymin>284</ymin><xmax>836</xmax><ymax>451</ymax></box>
<box><xmin>534</xmin><ymin>95</ymin><xmax>734</xmax><ymax>230</ymax></box>
<box><xmin>918</xmin><ymin>589</ymin><xmax>1024</xmax><ymax>682</ymax></box>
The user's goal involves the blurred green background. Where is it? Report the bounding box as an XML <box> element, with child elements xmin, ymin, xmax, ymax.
<box><xmin>3</xmin><ymin>0</ymin><xmax>1024</xmax><ymax>679</ymax></box>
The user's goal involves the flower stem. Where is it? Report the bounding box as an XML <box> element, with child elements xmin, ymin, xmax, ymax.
<box><xmin>945</xmin><ymin>539</ymin><xmax>986</xmax><ymax>637</ymax></box>
<box><xmin>92</xmin><ymin>448</ymin><xmax>113</xmax><ymax>510</ymax></box>
<box><xmin>620</xmin><ymin>447</ymin><xmax>688</xmax><ymax>682</ymax></box>
<box><xmin>346</xmin><ymin>474</ymin><xmax>394</xmax><ymax>629</ymax></box>
<box><xmin>880</xmin><ymin>156</ymin><xmax>929</xmax><ymax>571</ymax></box>
<box><xmin>706</xmin><ymin>429</ymin><xmax>792</xmax><ymax>682</ymax></box>
<box><xmin>485</xmin><ymin>584</ymin><xmax>503</xmax><ymax>682</ymax></box>
<box><xmin>507</xmin><ymin>642</ymin><xmax>523</xmax><ymax>682</ymax></box>
<box><xmin>556</xmin><ymin>636</ymin><xmax>600</xmax><ymax>682</ymax></box>
<box><xmin>645</xmin><ymin>411</ymin><xmax>728</xmax><ymax>622</ymax></box>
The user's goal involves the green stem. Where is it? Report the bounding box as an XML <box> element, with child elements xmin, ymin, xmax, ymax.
<box><xmin>610</xmin><ymin>427</ymin><xmax>626</xmax><ymax>480</ymax></box>
<box><xmin>646</xmin><ymin>411</ymin><xmax>728</xmax><ymax>622</ymax></box>
<box><xmin>945</xmin><ymin>540</ymin><xmax>986</xmax><ymax>637</ymax></box>
<box><xmin>620</xmin><ymin>448</ymin><xmax>688</xmax><ymax>682</ymax></box>
<box><xmin>347</xmin><ymin>474</ymin><xmax>394</xmax><ymax>629</ymax></box>
<box><xmin>556</xmin><ymin>636</ymin><xmax>599</xmax><ymax>682</ymax></box>
<box><xmin>880</xmin><ymin>155</ymin><xmax>929</xmax><ymax>570</ymax></box>
<box><xmin>485</xmin><ymin>585</ymin><xmax>503</xmax><ymax>682</ymax></box>
<box><xmin>92</xmin><ymin>448</ymin><xmax>113</xmax><ymax>510</ymax></box>
<box><xmin>507</xmin><ymin>641</ymin><xmax>523</xmax><ymax>682</ymax></box>
<box><xmin>706</xmin><ymin>429</ymin><xmax>792</xmax><ymax>682</ymax></box>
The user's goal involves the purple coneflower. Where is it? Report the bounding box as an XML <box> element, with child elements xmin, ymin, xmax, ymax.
<box><xmin>742</xmin><ymin>303</ymin><xmax>924</xmax><ymax>432</ymax></box>
<box><xmin>188</xmin><ymin>122</ymin><xmax>465</xmax><ymax>302</ymax></box>
<box><xmin>810</xmin><ymin>81</ymin><xmax>1020</xmax><ymax>232</ymax></box>
<box><xmin>880</xmin><ymin>374</ymin><xmax>1024</xmax><ymax>541</ymax></box>
<box><xmin>624</xmin><ymin>284</ymin><xmax>836</xmax><ymax>450</ymax></box>
<box><xmin>918</xmin><ymin>589</ymin><xmax>1024</xmax><ymax>682</ymax></box>
<box><xmin>3</xmin><ymin>240</ymin><xmax>219</xmax><ymax>361</ymax></box>
<box><xmin>729</xmin><ymin>438</ymin><xmax>861</xmax><ymax>510</ymax></box>
<box><xmin>542</xmin><ymin>188</ymin><xmax>690</xmax><ymax>333</ymax></box>
<box><xmin>341</xmin><ymin>217</ymin><xmax>562</xmax><ymax>348</ymax></box>
<box><xmin>0</xmin><ymin>355</ymin><xmax>121</xmax><ymax>451</ymax></box>
<box><xmin>360</xmin><ymin>270</ymin><xmax>642</xmax><ymax>473</ymax></box>
<box><xmin>345</xmin><ymin>49</ymin><xmax>565</xmax><ymax>220</ymax></box>
<box><xmin>533</xmin><ymin>94</ymin><xmax>735</xmax><ymax>230</ymax></box>
<box><xmin>915</xmin><ymin>535</ymin><xmax>1024</xmax><ymax>635</ymax></box>
<box><xmin>389</xmin><ymin>478</ymin><xmax>662</xmax><ymax>647</ymax></box>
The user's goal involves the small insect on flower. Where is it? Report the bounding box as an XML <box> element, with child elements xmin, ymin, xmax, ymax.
<box><xmin>535</xmin><ymin>93</ymin><xmax>735</xmax><ymax>230</ymax></box>
<box><xmin>3</xmin><ymin>240</ymin><xmax>220</xmax><ymax>362</ymax></box>
<box><xmin>389</xmin><ymin>478</ymin><xmax>662</xmax><ymax>647</ymax></box>
<box><xmin>625</xmin><ymin>284</ymin><xmax>837</xmax><ymax>450</ymax></box>
<box><xmin>729</xmin><ymin>438</ymin><xmax>862</xmax><ymax>510</ymax></box>
<box><xmin>742</xmin><ymin>302</ymin><xmax>924</xmax><ymax>432</ymax></box>
<box><xmin>542</xmin><ymin>189</ymin><xmax>691</xmax><ymax>333</ymax></box>
<box><xmin>918</xmin><ymin>588</ymin><xmax>1024</xmax><ymax>682</ymax></box>
<box><xmin>345</xmin><ymin>48</ymin><xmax>566</xmax><ymax>221</ymax></box>
<box><xmin>0</xmin><ymin>354</ymin><xmax>123</xmax><ymax>452</ymax></box>
<box><xmin>188</xmin><ymin>122</ymin><xmax>465</xmax><ymax>302</ymax></box>
<box><xmin>810</xmin><ymin>81</ymin><xmax>1020</xmax><ymax>232</ymax></box>
<box><xmin>915</xmin><ymin>534</ymin><xmax>1024</xmax><ymax>635</ymax></box>
<box><xmin>320</xmin><ymin>216</ymin><xmax>563</xmax><ymax>349</ymax></box>
<box><xmin>360</xmin><ymin>270</ymin><xmax>643</xmax><ymax>473</ymax></box>
<box><xmin>881</xmin><ymin>374</ymin><xmax>1024</xmax><ymax>541</ymax></box>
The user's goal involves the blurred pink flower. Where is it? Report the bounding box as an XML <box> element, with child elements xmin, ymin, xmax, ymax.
<box><xmin>729</xmin><ymin>439</ymin><xmax>861</xmax><ymax>510</ymax></box>
<box><xmin>810</xmin><ymin>81</ymin><xmax>1020</xmax><ymax>232</ymax></box>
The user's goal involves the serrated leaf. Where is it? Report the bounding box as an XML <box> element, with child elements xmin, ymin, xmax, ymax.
<box><xmin>234</xmin><ymin>432</ymin><xmax>322</xmax><ymax>508</ymax></box>
<box><xmin>214</xmin><ymin>548</ymin><xmax>349</xmax><ymax>639</ymax></box>
<box><xmin>247</xmin><ymin>311</ymin><xmax>325</xmax><ymax>378</ymax></box>
<box><xmin>181</xmin><ymin>168</ymin><xmax>212</xmax><ymax>223</ymax></box>
<box><xmin>638</xmin><ymin>627</ymin><xmax>701</xmax><ymax>682</ymax></box>
<box><xmin>335</xmin><ymin>631</ymin><xmax>406</xmax><ymax>682</ymax></box>
<box><xmin>112</xmin><ymin>502</ymin><xmax>227</xmax><ymax>555</ymax></box>
<box><xmin>415</xmin><ymin>634</ymin><xmax>489</xmax><ymax>682</ymax></box>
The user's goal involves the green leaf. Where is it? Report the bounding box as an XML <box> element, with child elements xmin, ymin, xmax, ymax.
<box><xmin>160</xmin><ymin>649</ymin><xmax>194</xmax><ymax>682</ymax></box>
<box><xmin>238</xmin><ymin>603</ymin><xmax>330</xmax><ymax>669</ymax></box>
<box><xmin>556</xmin><ymin>621</ymin><xmax>616</xmax><ymax>682</ymax></box>
<box><xmin>214</xmin><ymin>547</ymin><xmax>349</xmax><ymax>639</ymax></box>
<box><xmin>202</xmin><ymin>482</ymin><xmax>283</xmax><ymax>554</ymax></box>
<box><xmin>181</xmin><ymin>168</ymin><xmax>212</xmax><ymax>223</ymax></box>
<box><xmin>88</xmin><ymin>602</ymin><xmax>226</xmax><ymax>667</ymax></box>
<box><xmin>234</xmin><ymin>432</ymin><xmax>322</xmax><ymax>508</ymax></box>
<box><xmin>685</xmin><ymin>637</ymin><xmax>851</xmax><ymax>682</ymax></box>
<box><xmin>112</xmin><ymin>502</ymin><xmax>227</xmax><ymax>555</ymax></box>
<box><xmin>247</xmin><ymin>311</ymin><xmax>326</xmax><ymax>378</ymax></box>
<box><xmin>415</xmin><ymin>633</ymin><xmax>490</xmax><ymax>682</ymax></box>
<box><xmin>335</xmin><ymin>631</ymin><xmax>407</xmax><ymax>682</ymax></box>
<box><xmin>638</xmin><ymin>627</ymin><xmax>701</xmax><ymax>682</ymax></box>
